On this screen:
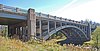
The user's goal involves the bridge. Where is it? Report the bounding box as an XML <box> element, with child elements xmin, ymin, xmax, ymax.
<box><xmin>0</xmin><ymin>4</ymin><xmax>96</xmax><ymax>44</ymax></box>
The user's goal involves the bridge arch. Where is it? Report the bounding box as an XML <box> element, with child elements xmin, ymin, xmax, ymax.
<box><xmin>43</xmin><ymin>25</ymin><xmax>88</xmax><ymax>41</ymax></box>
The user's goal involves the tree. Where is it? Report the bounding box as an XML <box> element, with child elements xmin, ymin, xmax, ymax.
<box><xmin>92</xmin><ymin>26</ymin><xmax>100</xmax><ymax>51</ymax></box>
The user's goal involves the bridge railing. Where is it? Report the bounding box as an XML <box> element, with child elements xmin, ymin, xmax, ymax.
<box><xmin>35</xmin><ymin>12</ymin><xmax>40</xmax><ymax>16</ymax></box>
<box><xmin>49</xmin><ymin>15</ymin><xmax>56</xmax><ymax>19</ymax></box>
<box><xmin>35</xmin><ymin>12</ymin><xmax>88</xmax><ymax>25</ymax></box>
<box><xmin>0</xmin><ymin>4</ymin><xmax>27</xmax><ymax>14</ymax></box>
<box><xmin>3</xmin><ymin>5</ymin><xmax>16</xmax><ymax>12</ymax></box>
<box><xmin>16</xmin><ymin>8</ymin><xmax>27</xmax><ymax>13</ymax></box>
<box><xmin>55</xmin><ymin>17</ymin><xmax>61</xmax><ymax>20</ymax></box>
<box><xmin>0</xmin><ymin>4</ymin><xmax>89</xmax><ymax>26</ymax></box>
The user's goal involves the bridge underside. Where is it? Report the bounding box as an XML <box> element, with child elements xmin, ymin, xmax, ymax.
<box><xmin>49</xmin><ymin>27</ymin><xmax>87</xmax><ymax>45</ymax></box>
<box><xmin>0</xmin><ymin>17</ymin><xmax>24</xmax><ymax>25</ymax></box>
<box><xmin>0</xmin><ymin>17</ymin><xmax>28</xmax><ymax>41</ymax></box>
<box><xmin>58</xmin><ymin>28</ymin><xmax>85</xmax><ymax>45</ymax></box>
<box><xmin>35</xmin><ymin>18</ymin><xmax>89</xmax><ymax>45</ymax></box>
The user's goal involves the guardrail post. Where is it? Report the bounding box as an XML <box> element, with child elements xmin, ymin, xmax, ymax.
<box><xmin>8</xmin><ymin>25</ymin><xmax>11</xmax><ymax>37</ymax></box>
<box><xmin>81</xmin><ymin>20</ymin><xmax>83</xmax><ymax>24</ymax></box>
<box><xmin>87</xmin><ymin>22</ymin><xmax>91</xmax><ymax>40</ymax></box>
<box><xmin>16</xmin><ymin>8</ymin><xmax>20</xmax><ymax>12</ymax></box>
<box><xmin>0</xmin><ymin>4</ymin><xmax>3</xmax><ymax>9</ymax></box>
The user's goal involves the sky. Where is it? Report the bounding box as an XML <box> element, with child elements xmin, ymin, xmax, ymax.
<box><xmin>0</xmin><ymin>0</ymin><xmax>100</xmax><ymax>23</ymax></box>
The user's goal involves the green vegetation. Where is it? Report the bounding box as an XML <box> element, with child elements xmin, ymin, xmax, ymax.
<box><xmin>83</xmin><ymin>26</ymin><xmax>100</xmax><ymax>51</ymax></box>
<box><xmin>0</xmin><ymin>36</ymin><xmax>66</xmax><ymax>51</ymax></box>
<box><xmin>0</xmin><ymin>26</ymin><xmax>100</xmax><ymax>51</ymax></box>
<box><xmin>92</xmin><ymin>26</ymin><xmax>100</xmax><ymax>46</ymax></box>
<box><xmin>49</xmin><ymin>32</ymin><xmax>67</xmax><ymax>40</ymax></box>
<box><xmin>0</xmin><ymin>36</ymin><xmax>93</xmax><ymax>51</ymax></box>
<box><xmin>84</xmin><ymin>26</ymin><xmax>100</xmax><ymax>46</ymax></box>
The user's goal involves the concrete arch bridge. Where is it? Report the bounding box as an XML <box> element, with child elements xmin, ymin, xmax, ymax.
<box><xmin>0</xmin><ymin>4</ymin><xmax>96</xmax><ymax>44</ymax></box>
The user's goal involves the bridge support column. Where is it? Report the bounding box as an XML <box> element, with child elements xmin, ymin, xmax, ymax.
<box><xmin>87</xmin><ymin>23</ymin><xmax>91</xmax><ymax>40</ymax></box>
<box><xmin>8</xmin><ymin>21</ymin><xmax>27</xmax><ymax>41</ymax></box>
<box><xmin>8</xmin><ymin>25</ymin><xmax>12</xmax><ymax>37</ymax></box>
<box><xmin>39</xmin><ymin>19</ymin><xmax>42</xmax><ymax>39</ymax></box>
<box><xmin>55</xmin><ymin>21</ymin><xmax>56</xmax><ymax>31</ymax></box>
<box><xmin>48</xmin><ymin>20</ymin><xmax>50</xmax><ymax>36</ymax></box>
<box><xmin>60</xmin><ymin>22</ymin><xmax>62</xmax><ymax>28</ymax></box>
<box><xmin>8</xmin><ymin>25</ymin><xmax>16</xmax><ymax>37</ymax></box>
<box><xmin>48</xmin><ymin>15</ymin><xmax>50</xmax><ymax>36</ymax></box>
<box><xmin>17</xmin><ymin>27</ymin><xmax>20</xmax><ymax>36</ymax></box>
<box><xmin>85</xmin><ymin>27</ymin><xmax>88</xmax><ymax>35</ymax></box>
<box><xmin>27</xmin><ymin>8</ymin><xmax>36</xmax><ymax>39</ymax></box>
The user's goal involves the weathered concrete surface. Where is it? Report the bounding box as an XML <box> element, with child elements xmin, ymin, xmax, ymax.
<box><xmin>27</xmin><ymin>8</ymin><xmax>36</xmax><ymax>39</ymax></box>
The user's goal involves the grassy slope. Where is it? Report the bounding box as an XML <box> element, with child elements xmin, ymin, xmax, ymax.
<box><xmin>0</xmin><ymin>36</ymin><xmax>92</xmax><ymax>51</ymax></box>
<box><xmin>0</xmin><ymin>36</ymin><xmax>67</xmax><ymax>51</ymax></box>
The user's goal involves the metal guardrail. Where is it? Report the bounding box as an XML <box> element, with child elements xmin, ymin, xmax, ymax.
<box><xmin>3</xmin><ymin>5</ymin><xmax>16</xmax><ymax>12</ymax></box>
<box><xmin>0</xmin><ymin>4</ymin><xmax>27</xmax><ymax>14</ymax></box>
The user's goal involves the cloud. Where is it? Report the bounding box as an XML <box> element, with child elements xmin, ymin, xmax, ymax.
<box><xmin>50</xmin><ymin>0</ymin><xmax>100</xmax><ymax>23</ymax></box>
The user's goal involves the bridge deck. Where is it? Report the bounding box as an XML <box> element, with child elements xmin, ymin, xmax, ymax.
<box><xmin>0</xmin><ymin>17</ymin><xmax>25</xmax><ymax>25</ymax></box>
<box><xmin>0</xmin><ymin>4</ymin><xmax>88</xmax><ymax>26</ymax></box>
